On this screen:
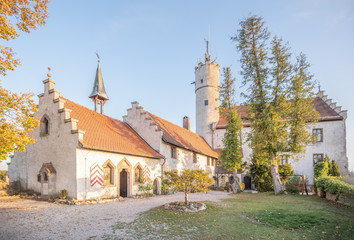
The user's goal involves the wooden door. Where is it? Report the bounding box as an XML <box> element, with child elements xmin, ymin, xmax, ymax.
<box><xmin>244</xmin><ymin>176</ymin><xmax>252</xmax><ymax>190</ymax></box>
<box><xmin>120</xmin><ymin>169</ymin><xmax>128</xmax><ymax>197</ymax></box>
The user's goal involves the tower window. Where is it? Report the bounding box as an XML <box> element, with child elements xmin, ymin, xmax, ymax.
<box><xmin>204</xmin><ymin>100</ymin><xmax>208</xmax><ymax>106</ymax></box>
<box><xmin>200</xmin><ymin>79</ymin><xmax>203</xmax><ymax>83</ymax></box>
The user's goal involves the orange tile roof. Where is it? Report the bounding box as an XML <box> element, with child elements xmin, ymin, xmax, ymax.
<box><xmin>61</xmin><ymin>97</ymin><xmax>163</xmax><ymax>159</ymax></box>
<box><xmin>145</xmin><ymin>112</ymin><xmax>219</xmax><ymax>158</ymax></box>
<box><xmin>216</xmin><ymin>97</ymin><xmax>343</xmax><ymax>129</ymax></box>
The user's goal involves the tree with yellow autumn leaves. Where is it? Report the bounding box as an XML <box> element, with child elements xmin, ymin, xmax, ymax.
<box><xmin>0</xmin><ymin>0</ymin><xmax>49</xmax><ymax>161</ymax></box>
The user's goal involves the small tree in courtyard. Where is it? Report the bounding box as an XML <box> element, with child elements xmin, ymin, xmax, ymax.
<box><xmin>164</xmin><ymin>169</ymin><xmax>214</xmax><ymax>205</ymax></box>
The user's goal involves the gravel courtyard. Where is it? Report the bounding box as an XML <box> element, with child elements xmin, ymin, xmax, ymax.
<box><xmin>0</xmin><ymin>191</ymin><xmax>231</xmax><ymax>240</ymax></box>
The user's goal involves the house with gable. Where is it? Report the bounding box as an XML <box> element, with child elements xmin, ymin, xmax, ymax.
<box><xmin>8</xmin><ymin>61</ymin><xmax>218</xmax><ymax>200</ymax></box>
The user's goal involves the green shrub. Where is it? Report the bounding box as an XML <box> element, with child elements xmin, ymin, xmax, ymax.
<box><xmin>224</xmin><ymin>185</ymin><xmax>229</xmax><ymax>191</ymax></box>
<box><xmin>286</xmin><ymin>176</ymin><xmax>302</xmax><ymax>185</ymax></box>
<box><xmin>314</xmin><ymin>161</ymin><xmax>328</xmax><ymax>179</ymax></box>
<box><xmin>285</xmin><ymin>184</ymin><xmax>299</xmax><ymax>194</ymax></box>
<box><xmin>315</xmin><ymin>176</ymin><xmax>354</xmax><ymax>195</ymax></box>
<box><xmin>329</xmin><ymin>160</ymin><xmax>341</xmax><ymax>177</ymax></box>
<box><xmin>138</xmin><ymin>183</ymin><xmax>154</xmax><ymax>196</ymax></box>
<box><xmin>250</xmin><ymin>161</ymin><xmax>273</xmax><ymax>192</ymax></box>
<box><xmin>59</xmin><ymin>189</ymin><xmax>68</xmax><ymax>199</ymax></box>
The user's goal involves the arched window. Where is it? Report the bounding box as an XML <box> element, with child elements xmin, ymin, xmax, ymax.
<box><xmin>40</xmin><ymin>115</ymin><xmax>50</xmax><ymax>136</ymax></box>
<box><xmin>103</xmin><ymin>163</ymin><xmax>114</xmax><ymax>185</ymax></box>
<box><xmin>134</xmin><ymin>165</ymin><xmax>143</xmax><ymax>183</ymax></box>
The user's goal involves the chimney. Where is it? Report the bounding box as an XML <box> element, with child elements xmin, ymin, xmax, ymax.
<box><xmin>183</xmin><ymin>116</ymin><xmax>190</xmax><ymax>131</ymax></box>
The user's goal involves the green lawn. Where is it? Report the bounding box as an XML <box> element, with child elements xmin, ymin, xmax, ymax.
<box><xmin>104</xmin><ymin>193</ymin><xmax>354</xmax><ymax>240</ymax></box>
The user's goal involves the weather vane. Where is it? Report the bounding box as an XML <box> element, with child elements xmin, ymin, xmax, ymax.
<box><xmin>96</xmin><ymin>52</ymin><xmax>100</xmax><ymax>62</ymax></box>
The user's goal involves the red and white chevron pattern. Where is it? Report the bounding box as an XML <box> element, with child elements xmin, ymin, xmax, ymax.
<box><xmin>90</xmin><ymin>163</ymin><xmax>103</xmax><ymax>187</ymax></box>
<box><xmin>143</xmin><ymin>167</ymin><xmax>151</xmax><ymax>184</ymax></box>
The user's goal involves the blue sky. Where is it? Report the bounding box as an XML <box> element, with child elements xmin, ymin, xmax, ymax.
<box><xmin>1</xmin><ymin>0</ymin><xmax>353</xmax><ymax>170</ymax></box>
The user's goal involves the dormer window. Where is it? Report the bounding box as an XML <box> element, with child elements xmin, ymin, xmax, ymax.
<box><xmin>40</xmin><ymin>115</ymin><xmax>50</xmax><ymax>136</ymax></box>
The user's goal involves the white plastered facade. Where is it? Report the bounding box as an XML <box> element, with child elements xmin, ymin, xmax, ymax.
<box><xmin>8</xmin><ymin>79</ymin><xmax>163</xmax><ymax>200</ymax></box>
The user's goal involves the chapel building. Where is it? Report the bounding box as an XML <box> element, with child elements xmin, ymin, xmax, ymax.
<box><xmin>8</xmin><ymin>61</ymin><xmax>218</xmax><ymax>200</ymax></box>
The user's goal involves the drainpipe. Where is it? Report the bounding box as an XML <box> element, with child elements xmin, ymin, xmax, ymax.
<box><xmin>161</xmin><ymin>157</ymin><xmax>166</xmax><ymax>179</ymax></box>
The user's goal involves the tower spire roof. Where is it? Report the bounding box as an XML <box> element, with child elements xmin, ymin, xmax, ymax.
<box><xmin>89</xmin><ymin>60</ymin><xmax>109</xmax><ymax>100</ymax></box>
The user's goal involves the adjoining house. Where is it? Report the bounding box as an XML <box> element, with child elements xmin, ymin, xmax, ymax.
<box><xmin>194</xmin><ymin>47</ymin><xmax>348</xmax><ymax>186</ymax></box>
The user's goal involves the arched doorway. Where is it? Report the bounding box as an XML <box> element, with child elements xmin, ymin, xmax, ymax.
<box><xmin>120</xmin><ymin>169</ymin><xmax>128</xmax><ymax>197</ymax></box>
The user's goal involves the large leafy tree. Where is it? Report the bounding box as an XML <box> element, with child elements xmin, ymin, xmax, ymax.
<box><xmin>0</xmin><ymin>0</ymin><xmax>49</xmax><ymax>161</ymax></box>
<box><xmin>232</xmin><ymin>15</ymin><xmax>318</xmax><ymax>194</ymax></box>
<box><xmin>219</xmin><ymin>67</ymin><xmax>243</xmax><ymax>193</ymax></box>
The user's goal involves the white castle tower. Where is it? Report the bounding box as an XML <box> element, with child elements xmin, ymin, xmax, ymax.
<box><xmin>195</xmin><ymin>41</ymin><xmax>220</xmax><ymax>147</ymax></box>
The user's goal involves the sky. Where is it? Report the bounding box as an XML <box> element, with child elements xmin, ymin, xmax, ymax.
<box><xmin>1</xmin><ymin>0</ymin><xmax>354</xmax><ymax>171</ymax></box>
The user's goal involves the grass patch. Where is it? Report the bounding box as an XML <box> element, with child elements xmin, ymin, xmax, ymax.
<box><xmin>102</xmin><ymin>193</ymin><xmax>354</xmax><ymax>240</ymax></box>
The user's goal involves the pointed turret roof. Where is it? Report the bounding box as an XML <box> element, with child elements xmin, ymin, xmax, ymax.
<box><xmin>89</xmin><ymin>61</ymin><xmax>109</xmax><ymax>100</ymax></box>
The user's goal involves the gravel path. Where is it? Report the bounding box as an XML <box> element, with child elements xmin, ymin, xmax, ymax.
<box><xmin>0</xmin><ymin>191</ymin><xmax>232</xmax><ymax>240</ymax></box>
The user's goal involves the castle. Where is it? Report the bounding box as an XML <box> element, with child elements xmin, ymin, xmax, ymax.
<box><xmin>8</xmin><ymin>48</ymin><xmax>348</xmax><ymax>199</ymax></box>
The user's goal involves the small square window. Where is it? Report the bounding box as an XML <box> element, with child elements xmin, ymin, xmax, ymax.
<box><xmin>193</xmin><ymin>153</ymin><xmax>197</xmax><ymax>163</ymax></box>
<box><xmin>171</xmin><ymin>146</ymin><xmax>177</xmax><ymax>159</ymax></box>
<box><xmin>204</xmin><ymin>100</ymin><xmax>208</xmax><ymax>106</ymax></box>
<box><xmin>207</xmin><ymin>157</ymin><xmax>210</xmax><ymax>166</ymax></box>
<box><xmin>200</xmin><ymin>79</ymin><xmax>203</xmax><ymax>83</ymax></box>
<box><xmin>313</xmin><ymin>128</ymin><xmax>323</xmax><ymax>142</ymax></box>
<box><xmin>313</xmin><ymin>154</ymin><xmax>324</xmax><ymax>165</ymax></box>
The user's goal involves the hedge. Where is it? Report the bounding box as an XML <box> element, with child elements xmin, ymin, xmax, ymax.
<box><xmin>315</xmin><ymin>176</ymin><xmax>354</xmax><ymax>195</ymax></box>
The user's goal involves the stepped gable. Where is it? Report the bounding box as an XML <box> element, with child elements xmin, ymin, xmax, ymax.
<box><xmin>216</xmin><ymin>96</ymin><xmax>344</xmax><ymax>129</ymax></box>
<box><xmin>61</xmin><ymin>97</ymin><xmax>163</xmax><ymax>159</ymax></box>
<box><xmin>145</xmin><ymin>112</ymin><xmax>219</xmax><ymax>158</ymax></box>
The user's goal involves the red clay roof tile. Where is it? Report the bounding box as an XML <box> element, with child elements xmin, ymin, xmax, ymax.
<box><xmin>146</xmin><ymin>112</ymin><xmax>219</xmax><ymax>158</ymax></box>
<box><xmin>216</xmin><ymin>97</ymin><xmax>342</xmax><ymax>129</ymax></box>
<box><xmin>61</xmin><ymin>97</ymin><xmax>163</xmax><ymax>159</ymax></box>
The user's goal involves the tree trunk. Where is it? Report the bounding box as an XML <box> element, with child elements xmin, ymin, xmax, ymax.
<box><xmin>185</xmin><ymin>191</ymin><xmax>188</xmax><ymax>205</ymax></box>
<box><xmin>232</xmin><ymin>170</ymin><xmax>241</xmax><ymax>194</ymax></box>
<box><xmin>271</xmin><ymin>158</ymin><xmax>284</xmax><ymax>195</ymax></box>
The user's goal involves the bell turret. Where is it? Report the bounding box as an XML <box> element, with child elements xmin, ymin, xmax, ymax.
<box><xmin>89</xmin><ymin>60</ymin><xmax>108</xmax><ymax>114</ymax></box>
